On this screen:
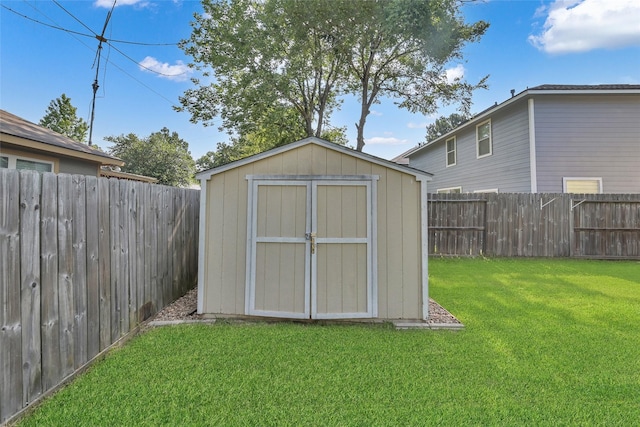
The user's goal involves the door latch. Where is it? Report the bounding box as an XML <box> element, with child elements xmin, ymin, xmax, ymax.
<box><xmin>305</xmin><ymin>232</ymin><xmax>317</xmax><ymax>254</ymax></box>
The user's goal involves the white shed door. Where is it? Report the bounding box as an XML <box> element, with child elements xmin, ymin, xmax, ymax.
<box><xmin>246</xmin><ymin>178</ymin><xmax>375</xmax><ymax>319</ymax></box>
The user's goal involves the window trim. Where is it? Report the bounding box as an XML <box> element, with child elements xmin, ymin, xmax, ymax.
<box><xmin>0</xmin><ymin>148</ymin><xmax>59</xmax><ymax>173</ymax></box>
<box><xmin>436</xmin><ymin>186</ymin><xmax>462</xmax><ymax>194</ymax></box>
<box><xmin>563</xmin><ymin>177</ymin><xmax>603</xmax><ymax>194</ymax></box>
<box><xmin>445</xmin><ymin>136</ymin><xmax>457</xmax><ymax>167</ymax></box>
<box><xmin>476</xmin><ymin>119</ymin><xmax>492</xmax><ymax>159</ymax></box>
<box><xmin>0</xmin><ymin>152</ymin><xmax>55</xmax><ymax>173</ymax></box>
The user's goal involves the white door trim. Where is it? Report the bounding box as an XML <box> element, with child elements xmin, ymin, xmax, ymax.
<box><xmin>245</xmin><ymin>178</ymin><xmax>312</xmax><ymax>319</ymax></box>
<box><xmin>311</xmin><ymin>180</ymin><xmax>376</xmax><ymax>319</ymax></box>
<box><xmin>245</xmin><ymin>175</ymin><xmax>378</xmax><ymax>319</ymax></box>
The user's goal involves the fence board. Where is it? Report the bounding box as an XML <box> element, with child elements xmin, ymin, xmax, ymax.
<box><xmin>1</xmin><ymin>169</ymin><xmax>23</xmax><ymax>422</ymax></box>
<box><xmin>118</xmin><ymin>180</ymin><xmax>130</xmax><ymax>337</ymax></box>
<box><xmin>1</xmin><ymin>170</ymin><xmax>200</xmax><ymax>424</ymax></box>
<box><xmin>40</xmin><ymin>173</ymin><xmax>60</xmax><ymax>391</ymax></box>
<box><xmin>109</xmin><ymin>178</ymin><xmax>120</xmax><ymax>343</ymax></box>
<box><xmin>127</xmin><ymin>181</ymin><xmax>138</xmax><ymax>329</ymax></box>
<box><xmin>72</xmin><ymin>175</ymin><xmax>88</xmax><ymax>370</ymax></box>
<box><xmin>136</xmin><ymin>183</ymin><xmax>146</xmax><ymax>322</ymax></box>
<box><xmin>97</xmin><ymin>178</ymin><xmax>111</xmax><ymax>351</ymax></box>
<box><xmin>85</xmin><ymin>176</ymin><xmax>100</xmax><ymax>360</ymax></box>
<box><xmin>19</xmin><ymin>171</ymin><xmax>42</xmax><ymax>405</ymax></box>
<box><xmin>57</xmin><ymin>174</ymin><xmax>75</xmax><ymax>378</ymax></box>
<box><xmin>429</xmin><ymin>193</ymin><xmax>640</xmax><ymax>259</ymax></box>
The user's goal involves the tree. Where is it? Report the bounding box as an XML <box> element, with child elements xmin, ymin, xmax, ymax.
<box><xmin>425</xmin><ymin>112</ymin><xmax>470</xmax><ymax>142</ymax></box>
<box><xmin>180</xmin><ymin>0</ymin><xmax>488</xmax><ymax>153</ymax></box>
<box><xmin>341</xmin><ymin>0</ymin><xmax>488</xmax><ymax>151</ymax></box>
<box><xmin>106</xmin><ymin>128</ymin><xmax>196</xmax><ymax>187</ymax></box>
<box><xmin>179</xmin><ymin>0</ymin><xmax>348</xmax><ymax>141</ymax></box>
<box><xmin>40</xmin><ymin>94</ymin><xmax>89</xmax><ymax>143</ymax></box>
<box><xmin>195</xmin><ymin>106</ymin><xmax>348</xmax><ymax>171</ymax></box>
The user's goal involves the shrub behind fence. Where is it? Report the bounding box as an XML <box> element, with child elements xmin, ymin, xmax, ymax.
<box><xmin>0</xmin><ymin>169</ymin><xmax>199</xmax><ymax>423</ymax></box>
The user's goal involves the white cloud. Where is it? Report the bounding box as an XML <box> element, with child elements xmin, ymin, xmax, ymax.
<box><xmin>529</xmin><ymin>0</ymin><xmax>640</xmax><ymax>54</ymax></box>
<box><xmin>445</xmin><ymin>64</ymin><xmax>465</xmax><ymax>83</ymax></box>
<box><xmin>94</xmin><ymin>0</ymin><xmax>150</xmax><ymax>7</ymax></box>
<box><xmin>407</xmin><ymin>122</ymin><xmax>428</xmax><ymax>129</ymax></box>
<box><xmin>138</xmin><ymin>56</ymin><xmax>192</xmax><ymax>81</ymax></box>
<box><xmin>365</xmin><ymin>136</ymin><xmax>409</xmax><ymax>146</ymax></box>
<box><xmin>370</xmin><ymin>110</ymin><xmax>383</xmax><ymax>116</ymax></box>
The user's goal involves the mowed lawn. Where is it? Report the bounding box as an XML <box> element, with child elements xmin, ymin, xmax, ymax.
<box><xmin>17</xmin><ymin>258</ymin><xmax>640</xmax><ymax>426</ymax></box>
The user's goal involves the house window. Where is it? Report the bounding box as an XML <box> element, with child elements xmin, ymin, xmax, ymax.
<box><xmin>0</xmin><ymin>153</ymin><xmax>53</xmax><ymax>173</ymax></box>
<box><xmin>563</xmin><ymin>178</ymin><xmax>602</xmax><ymax>194</ymax></box>
<box><xmin>437</xmin><ymin>187</ymin><xmax>462</xmax><ymax>194</ymax></box>
<box><xmin>446</xmin><ymin>137</ymin><xmax>456</xmax><ymax>167</ymax></box>
<box><xmin>476</xmin><ymin>120</ymin><xmax>492</xmax><ymax>158</ymax></box>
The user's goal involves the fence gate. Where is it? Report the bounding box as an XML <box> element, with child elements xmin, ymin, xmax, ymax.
<box><xmin>569</xmin><ymin>199</ymin><xmax>640</xmax><ymax>259</ymax></box>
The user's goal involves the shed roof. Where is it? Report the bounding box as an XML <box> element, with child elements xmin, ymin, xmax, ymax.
<box><xmin>196</xmin><ymin>137</ymin><xmax>433</xmax><ymax>181</ymax></box>
<box><xmin>0</xmin><ymin>109</ymin><xmax>123</xmax><ymax>166</ymax></box>
<box><xmin>402</xmin><ymin>84</ymin><xmax>640</xmax><ymax>159</ymax></box>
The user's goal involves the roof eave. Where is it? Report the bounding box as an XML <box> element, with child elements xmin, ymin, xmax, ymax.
<box><xmin>196</xmin><ymin>137</ymin><xmax>432</xmax><ymax>181</ymax></box>
<box><xmin>1</xmin><ymin>133</ymin><xmax>124</xmax><ymax>167</ymax></box>
<box><xmin>407</xmin><ymin>86</ymin><xmax>640</xmax><ymax>158</ymax></box>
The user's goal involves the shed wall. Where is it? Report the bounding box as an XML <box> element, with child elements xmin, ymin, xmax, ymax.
<box><xmin>201</xmin><ymin>143</ymin><xmax>423</xmax><ymax>319</ymax></box>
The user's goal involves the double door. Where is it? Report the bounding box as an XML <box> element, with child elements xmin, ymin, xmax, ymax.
<box><xmin>246</xmin><ymin>178</ymin><xmax>376</xmax><ymax>319</ymax></box>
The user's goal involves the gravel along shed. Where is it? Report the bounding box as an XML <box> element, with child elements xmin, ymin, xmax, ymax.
<box><xmin>196</xmin><ymin>137</ymin><xmax>433</xmax><ymax>321</ymax></box>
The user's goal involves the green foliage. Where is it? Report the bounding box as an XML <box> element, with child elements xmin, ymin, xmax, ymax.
<box><xmin>180</xmin><ymin>0</ymin><xmax>489</xmax><ymax>152</ymax></box>
<box><xmin>39</xmin><ymin>94</ymin><xmax>89</xmax><ymax>143</ymax></box>
<box><xmin>425</xmin><ymin>112</ymin><xmax>470</xmax><ymax>142</ymax></box>
<box><xmin>179</xmin><ymin>0</ymin><xmax>345</xmax><ymax>140</ymax></box>
<box><xmin>17</xmin><ymin>259</ymin><xmax>640</xmax><ymax>426</ymax></box>
<box><xmin>195</xmin><ymin>106</ymin><xmax>347</xmax><ymax>171</ymax></box>
<box><xmin>106</xmin><ymin>128</ymin><xmax>196</xmax><ymax>187</ymax></box>
<box><xmin>341</xmin><ymin>0</ymin><xmax>489</xmax><ymax>150</ymax></box>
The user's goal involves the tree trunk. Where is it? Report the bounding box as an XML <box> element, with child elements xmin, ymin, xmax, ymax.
<box><xmin>355</xmin><ymin>103</ymin><xmax>368</xmax><ymax>152</ymax></box>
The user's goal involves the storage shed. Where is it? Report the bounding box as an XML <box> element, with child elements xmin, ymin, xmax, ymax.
<box><xmin>196</xmin><ymin>137</ymin><xmax>432</xmax><ymax>321</ymax></box>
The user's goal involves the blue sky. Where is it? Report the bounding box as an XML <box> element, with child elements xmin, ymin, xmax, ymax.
<box><xmin>1</xmin><ymin>0</ymin><xmax>639</xmax><ymax>161</ymax></box>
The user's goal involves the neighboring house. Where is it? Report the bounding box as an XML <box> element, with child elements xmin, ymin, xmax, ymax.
<box><xmin>1</xmin><ymin>109</ymin><xmax>123</xmax><ymax>176</ymax></box>
<box><xmin>399</xmin><ymin>85</ymin><xmax>640</xmax><ymax>194</ymax></box>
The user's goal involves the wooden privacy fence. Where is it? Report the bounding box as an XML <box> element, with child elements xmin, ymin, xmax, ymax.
<box><xmin>0</xmin><ymin>169</ymin><xmax>199</xmax><ymax>424</ymax></box>
<box><xmin>428</xmin><ymin>193</ymin><xmax>640</xmax><ymax>259</ymax></box>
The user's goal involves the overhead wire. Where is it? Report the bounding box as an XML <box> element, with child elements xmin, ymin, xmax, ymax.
<box><xmin>52</xmin><ymin>0</ymin><xmax>96</xmax><ymax>35</ymax></box>
<box><xmin>7</xmin><ymin>1</ymin><xmax>186</xmax><ymax>98</ymax></box>
<box><xmin>4</xmin><ymin>3</ymin><xmax>179</xmax><ymax>45</ymax></box>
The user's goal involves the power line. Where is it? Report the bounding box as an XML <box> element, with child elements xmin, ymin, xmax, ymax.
<box><xmin>1</xmin><ymin>4</ymin><xmax>94</xmax><ymax>39</ymax></box>
<box><xmin>52</xmin><ymin>0</ymin><xmax>96</xmax><ymax>36</ymax></box>
<box><xmin>6</xmin><ymin>1</ymin><xmax>187</xmax><ymax>121</ymax></box>
<box><xmin>106</xmin><ymin>42</ymin><xmax>189</xmax><ymax>79</ymax></box>
<box><xmin>3</xmin><ymin>3</ymin><xmax>179</xmax><ymax>46</ymax></box>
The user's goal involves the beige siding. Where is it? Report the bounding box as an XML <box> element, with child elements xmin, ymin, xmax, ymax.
<box><xmin>201</xmin><ymin>142</ymin><xmax>424</xmax><ymax>320</ymax></box>
<box><xmin>255</xmin><ymin>242</ymin><xmax>306</xmax><ymax>313</ymax></box>
<box><xmin>316</xmin><ymin>243</ymin><xmax>367</xmax><ymax>314</ymax></box>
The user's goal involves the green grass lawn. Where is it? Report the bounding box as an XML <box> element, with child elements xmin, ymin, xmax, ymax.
<box><xmin>17</xmin><ymin>258</ymin><xmax>640</xmax><ymax>426</ymax></box>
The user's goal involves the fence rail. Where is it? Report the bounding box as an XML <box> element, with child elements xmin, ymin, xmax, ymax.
<box><xmin>0</xmin><ymin>169</ymin><xmax>199</xmax><ymax>423</ymax></box>
<box><xmin>428</xmin><ymin>193</ymin><xmax>640</xmax><ymax>259</ymax></box>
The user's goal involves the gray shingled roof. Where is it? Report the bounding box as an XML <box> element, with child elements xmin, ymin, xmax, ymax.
<box><xmin>528</xmin><ymin>84</ymin><xmax>640</xmax><ymax>91</ymax></box>
<box><xmin>401</xmin><ymin>83</ymin><xmax>640</xmax><ymax>159</ymax></box>
<box><xmin>0</xmin><ymin>109</ymin><xmax>121</xmax><ymax>162</ymax></box>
